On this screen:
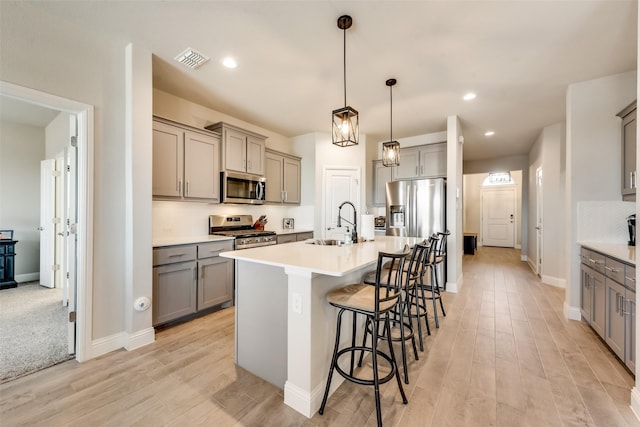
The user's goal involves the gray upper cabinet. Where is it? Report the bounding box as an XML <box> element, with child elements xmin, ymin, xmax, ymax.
<box><xmin>265</xmin><ymin>149</ymin><xmax>301</xmax><ymax>204</ymax></box>
<box><xmin>372</xmin><ymin>160</ymin><xmax>392</xmax><ymax>206</ymax></box>
<box><xmin>206</xmin><ymin>122</ymin><xmax>266</xmax><ymax>176</ymax></box>
<box><xmin>618</xmin><ymin>101</ymin><xmax>637</xmax><ymax>201</ymax></box>
<box><xmin>153</xmin><ymin>118</ymin><xmax>221</xmax><ymax>202</ymax></box>
<box><xmin>392</xmin><ymin>143</ymin><xmax>447</xmax><ymax>180</ymax></box>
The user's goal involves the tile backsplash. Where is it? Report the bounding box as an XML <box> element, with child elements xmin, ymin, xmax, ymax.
<box><xmin>577</xmin><ymin>201</ymin><xmax>635</xmax><ymax>243</ymax></box>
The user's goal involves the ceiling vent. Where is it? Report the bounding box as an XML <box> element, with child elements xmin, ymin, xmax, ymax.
<box><xmin>174</xmin><ymin>48</ymin><xmax>210</xmax><ymax>70</ymax></box>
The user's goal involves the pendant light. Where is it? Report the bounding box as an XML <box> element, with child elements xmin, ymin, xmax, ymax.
<box><xmin>382</xmin><ymin>78</ymin><xmax>400</xmax><ymax>166</ymax></box>
<box><xmin>332</xmin><ymin>15</ymin><xmax>359</xmax><ymax>147</ymax></box>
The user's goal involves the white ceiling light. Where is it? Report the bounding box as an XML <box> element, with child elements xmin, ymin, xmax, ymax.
<box><xmin>222</xmin><ymin>57</ymin><xmax>238</xmax><ymax>69</ymax></box>
<box><xmin>463</xmin><ymin>92</ymin><xmax>477</xmax><ymax>101</ymax></box>
<box><xmin>174</xmin><ymin>48</ymin><xmax>210</xmax><ymax>70</ymax></box>
<box><xmin>484</xmin><ymin>131</ymin><xmax>495</xmax><ymax>136</ymax></box>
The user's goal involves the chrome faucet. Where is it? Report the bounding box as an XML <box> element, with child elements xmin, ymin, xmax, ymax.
<box><xmin>337</xmin><ymin>201</ymin><xmax>358</xmax><ymax>242</ymax></box>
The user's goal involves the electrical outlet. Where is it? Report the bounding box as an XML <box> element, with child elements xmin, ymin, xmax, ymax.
<box><xmin>292</xmin><ymin>293</ymin><xmax>302</xmax><ymax>314</ymax></box>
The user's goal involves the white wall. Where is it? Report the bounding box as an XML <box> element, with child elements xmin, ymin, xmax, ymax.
<box><xmin>45</xmin><ymin>112</ymin><xmax>71</xmax><ymax>159</ymax></box>
<box><xmin>565</xmin><ymin>70</ymin><xmax>636</xmax><ymax>318</ymax></box>
<box><xmin>2</xmin><ymin>1</ymin><xmax>128</xmax><ymax>340</ymax></box>
<box><xmin>528</xmin><ymin>122</ymin><xmax>566</xmax><ymax>287</ymax></box>
<box><xmin>0</xmin><ymin>120</ymin><xmax>43</xmax><ymax>277</ymax></box>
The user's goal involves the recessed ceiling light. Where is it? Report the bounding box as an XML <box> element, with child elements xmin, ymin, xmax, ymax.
<box><xmin>174</xmin><ymin>48</ymin><xmax>209</xmax><ymax>69</ymax></box>
<box><xmin>484</xmin><ymin>131</ymin><xmax>495</xmax><ymax>136</ymax></box>
<box><xmin>463</xmin><ymin>92</ymin><xmax>477</xmax><ymax>101</ymax></box>
<box><xmin>222</xmin><ymin>57</ymin><xmax>238</xmax><ymax>69</ymax></box>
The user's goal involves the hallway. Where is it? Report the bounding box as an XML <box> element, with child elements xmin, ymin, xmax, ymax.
<box><xmin>0</xmin><ymin>247</ymin><xmax>637</xmax><ymax>426</ymax></box>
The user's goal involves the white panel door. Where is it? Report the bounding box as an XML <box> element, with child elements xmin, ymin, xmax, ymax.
<box><xmin>39</xmin><ymin>159</ymin><xmax>57</xmax><ymax>288</ymax></box>
<box><xmin>323</xmin><ymin>167</ymin><xmax>360</xmax><ymax>240</ymax></box>
<box><xmin>481</xmin><ymin>187</ymin><xmax>515</xmax><ymax>247</ymax></box>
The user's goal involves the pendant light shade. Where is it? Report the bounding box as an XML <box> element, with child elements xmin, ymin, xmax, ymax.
<box><xmin>332</xmin><ymin>15</ymin><xmax>359</xmax><ymax>147</ymax></box>
<box><xmin>382</xmin><ymin>78</ymin><xmax>400</xmax><ymax>167</ymax></box>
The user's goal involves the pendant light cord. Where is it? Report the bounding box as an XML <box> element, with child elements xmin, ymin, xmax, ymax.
<box><xmin>343</xmin><ymin>26</ymin><xmax>347</xmax><ymax>107</ymax></box>
<box><xmin>389</xmin><ymin>83</ymin><xmax>393</xmax><ymax>141</ymax></box>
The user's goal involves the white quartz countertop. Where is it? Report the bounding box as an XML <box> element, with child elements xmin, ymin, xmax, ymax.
<box><xmin>578</xmin><ymin>241</ymin><xmax>636</xmax><ymax>265</ymax></box>
<box><xmin>153</xmin><ymin>235</ymin><xmax>234</xmax><ymax>248</ymax></box>
<box><xmin>220</xmin><ymin>235</ymin><xmax>424</xmax><ymax>277</ymax></box>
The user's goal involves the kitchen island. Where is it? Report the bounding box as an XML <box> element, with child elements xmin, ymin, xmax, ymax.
<box><xmin>220</xmin><ymin>235</ymin><xmax>422</xmax><ymax>418</ymax></box>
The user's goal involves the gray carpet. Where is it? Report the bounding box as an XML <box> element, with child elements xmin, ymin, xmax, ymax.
<box><xmin>0</xmin><ymin>282</ymin><xmax>72</xmax><ymax>383</ymax></box>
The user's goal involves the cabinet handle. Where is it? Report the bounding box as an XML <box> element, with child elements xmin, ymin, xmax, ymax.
<box><xmin>616</xmin><ymin>294</ymin><xmax>621</xmax><ymax>314</ymax></box>
<box><xmin>186</xmin><ymin>181</ymin><xmax>190</xmax><ymax>196</ymax></box>
<box><xmin>605</xmin><ymin>266</ymin><xmax>620</xmax><ymax>273</ymax></box>
<box><xmin>284</xmin><ymin>191</ymin><xmax>288</xmax><ymax>202</ymax></box>
<box><xmin>415</xmin><ymin>166</ymin><xmax>418</xmax><ymax>176</ymax></box>
<box><xmin>421</xmin><ymin>165</ymin><xmax>424</xmax><ymax>175</ymax></box>
<box><xmin>625</xmin><ymin>276</ymin><xmax>636</xmax><ymax>282</ymax></box>
<box><xmin>168</xmin><ymin>253</ymin><xmax>188</xmax><ymax>257</ymax></box>
<box><xmin>178</xmin><ymin>180</ymin><xmax>182</xmax><ymax>194</ymax></box>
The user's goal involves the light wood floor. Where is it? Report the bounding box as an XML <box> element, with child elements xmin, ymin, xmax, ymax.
<box><xmin>1</xmin><ymin>247</ymin><xmax>638</xmax><ymax>426</ymax></box>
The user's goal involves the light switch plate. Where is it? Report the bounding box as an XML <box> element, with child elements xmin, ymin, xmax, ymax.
<box><xmin>292</xmin><ymin>293</ymin><xmax>302</xmax><ymax>314</ymax></box>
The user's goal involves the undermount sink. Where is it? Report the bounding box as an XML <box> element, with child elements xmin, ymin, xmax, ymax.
<box><xmin>307</xmin><ymin>239</ymin><xmax>340</xmax><ymax>246</ymax></box>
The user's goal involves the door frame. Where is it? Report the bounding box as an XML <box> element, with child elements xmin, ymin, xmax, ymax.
<box><xmin>536</xmin><ymin>167</ymin><xmax>543</xmax><ymax>276</ymax></box>
<box><xmin>1</xmin><ymin>81</ymin><xmax>94</xmax><ymax>363</ymax></box>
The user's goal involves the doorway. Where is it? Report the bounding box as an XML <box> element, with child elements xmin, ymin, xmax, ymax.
<box><xmin>322</xmin><ymin>166</ymin><xmax>361</xmax><ymax>240</ymax></box>
<box><xmin>1</xmin><ymin>81</ymin><xmax>93</xmax><ymax>365</ymax></box>
<box><xmin>481</xmin><ymin>186</ymin><xmax>516</xmax><ymax>248</ymax></box>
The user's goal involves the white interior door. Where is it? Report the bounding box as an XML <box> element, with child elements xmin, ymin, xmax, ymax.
<box><xmin>39</xmin><ymin>159</ymin><xmax>57</xmax><ymax>288</ymax></box>
<box><xmin>322</xmin><ymin>167</ymin><xmax>360</xmax><ymax>240</ymax></box>
<box><xmin>64</xmin><ymin>115</ymin><xmax>78</xmax><ymax>354</ymax></box>
<box><xmin>481</xmin><ymin>186</ymin><xmax>516</xmax><ymax>247</ymax></box>
<box><xmin>536</xmin><ymin>167</ymin><xmax>543</xmax><ymax>276</ymax></box>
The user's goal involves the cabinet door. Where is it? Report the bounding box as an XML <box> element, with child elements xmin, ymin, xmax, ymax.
<box><xmin>419</xmin><ymin>143</ymin><xmax>447</xmax><ymax>178</ymax></box>
<box><xmin>626</xmin><ymin>289</ymin><xmax>635</xmax><ymax>373</ymax></box>
<box><xmin>152</xmin><ymin>121</ymin><xmax>183</xmax><ymax>198</ymax></box>
<box><xmin>282</xmin><ymin>156</ymin><xmax>301</xmax><ymax>204</ymax></box>
<box><xmin>225</xmin><ymin>129</ymin><xmax>248</xmax><ymax>172</ymax></box>
<box><xmin>184</xmin><ymin>131</ymin><xmax>220</xmax><ymax>201</ymax></box>
<box><xmin>622</xmin><ymin>108</ymin><xmax>636</xmax><ymax>198</ymax></box>
<box><xmin>392</xmin><ymin>147</ymin><xmax>419</xmax><ymax>180</ymax></box>
<box><xmin>580</xmin><ymin>264</ymin><xmax>593</xmax><ymax>322</ymax></box>
<box><xmin>153</xmin><ymin>261</ymin><xmax>197</xmax><ymax>326</ymax></box>
<box><xmin>605</xmin><ymin>278</ymin><xmax>626</xmax><ymax>359</ymax></box>
<box><xmin>265</xmin><ymin>151</ymin><xmax>283</xmax><ymax>203</ymax></box>
<box><xmin>591</xmin><ymin>270</ymin><xmax>606</xmax><ymax>338</ymax></box>
<box><xmin>373</xmin><ymin>160</ymin><xmax>392</xmax><ymax>206</ymax></box>
<box><xmin>246</xmin><ymin>136</ymin><xmax>265</xmax><ymax>175</ymax></box>
<box><xmin>198</xmin><ymin>256</ymin><xmax>234</xmax><ymax>310</ymax></box>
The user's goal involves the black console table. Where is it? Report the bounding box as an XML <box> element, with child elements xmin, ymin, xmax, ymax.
<box><xmin>0</xmin><ymin>239</ymin><xmax>18</xmax><ymax>289</ymax></box>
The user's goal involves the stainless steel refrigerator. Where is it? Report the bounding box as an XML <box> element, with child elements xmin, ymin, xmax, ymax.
<box><xmin>386</xmin><ymin>178</ymin><xmax>446</xmax><ymax>239</ymax></box>
<box><xmin>386</xmin><ymin>177</ymin><xmax>447</xmax><ymax>285</ymax></box>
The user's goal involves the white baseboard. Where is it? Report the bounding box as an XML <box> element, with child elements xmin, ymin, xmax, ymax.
<box><xmin>90</xmin><ymin>332</ymin><xmax>126</xmax><ymax>359</ymax></box>
<box><xmin>541</xmin><ymin>274</ymin><xmax>565</xmax><ymax>288</ymax></box>
<box><xmin>15</xmin><ymin>272</ymin><xmax>39</xmax><ymax>283</ymax></box>
<box><xmin>446</xmin><ymin>272</ymin><xmax>462</xmax><ymax>293</ymax></box>
<box><xmin>90</xmin><ymin>327</ymin><xmax>155</xmax><ymax>359</ymax></box>
<box><xmin>564</xmin><ymin>301</ymin><xmax>581</xmax><ymax>321</ymax></box>
<box><xmin>526</xmin><ymin>256</ymin><xmax>536</xmax><ymax>271</ymax></box>
<box><xmin>125</xmin><ymin>327</ymin><xmax>155</xmax><ymax>351</ymax></box>
<box><xmin>630</xmin><ymin>387</ymin><xmax>640</xmax><ymax>423</ymax></box>
<box><xmin>522</xmin><ymin>255</ymin><xmax>528</xmax><ymax>262</ymax></box>
<box><xmin>515</xmin><ymin>244</ymin><xmax>522</xmax><ymax>249</ymax></box>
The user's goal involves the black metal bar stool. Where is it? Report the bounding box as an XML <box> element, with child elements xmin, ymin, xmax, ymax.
<box><xmin>406</xmin><ymin>235</ymin><xmax>439</xmax><ymax>344</ymax></box>
<box><xmin>434</xmin><ymin>229</ymin><xmax>450</xmax><ymax>291</ymax></box>
<box><xmin>319</xmin><ymin>250</ymin><xmax>409</xmax><ymax>427</ymax></box>
<box><xmin>360</xmin><ymin>243</ymin><xmax>426</xmax><ymax>383</ymax></box>
<box><xmin>414</xmin><ymin>233</ymin><xmax>446</xmax><ymax>329</ymax></box>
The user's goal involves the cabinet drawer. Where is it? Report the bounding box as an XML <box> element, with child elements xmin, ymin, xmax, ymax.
<box><xmin>277</xmin><ymin>234</ymin><xmax>297</xmax><ymax>244</ymax></box>
<box><xmin>296</xmin><ymin>232</ymin><xmax>314</xmax><ymax>241</ymax></box>
<box><xmin>605</xmin><ymin>257</ymin><xmax>625</xmax><ymax>284</ymax></box>
<box><xmin>198</xmin><ymin>240</ymin><xmax>234</xmax><ymax>259</ymax></box>
<box><xmin>153</xmin><ymin>245</ymin><xmax>197</xmax><ymax>266</ymax></box>
<box><xmin>580</xmin><ymin>248</ymin><xmax>591</xmax><ymax>265</ymax></box>
<box><xmin>587</xmin><ymin>251</ymin><xmax>605</xmax><ymax>274</ymax></box>
<box><xmin>626</xmin><ymin>265</ymin><xmax>636</xmax><ymax>291</ymax></box>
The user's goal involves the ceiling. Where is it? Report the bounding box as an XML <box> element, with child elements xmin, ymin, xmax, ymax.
<box><xmin>15</xmin><ymin>1</ymin><xmax>639</xmax><ymax>161</ymax></box>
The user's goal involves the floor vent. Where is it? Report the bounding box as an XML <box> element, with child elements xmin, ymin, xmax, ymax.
<box><xmin>174</xmin><ymin>48</ymin><xmax>210</xmax><ymax>70</ymax></box>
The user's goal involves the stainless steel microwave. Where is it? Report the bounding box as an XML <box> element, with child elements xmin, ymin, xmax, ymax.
<box><xmin>221</xmin><ymin>171</ymin><xmax>266</xmax><ymax>204</ymax></box>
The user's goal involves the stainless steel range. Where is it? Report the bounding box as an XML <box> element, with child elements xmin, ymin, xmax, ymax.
<box><xmin>209</xmin><ymin>215</ymin><xmax>276</xmax><ymax>250</ymax></box>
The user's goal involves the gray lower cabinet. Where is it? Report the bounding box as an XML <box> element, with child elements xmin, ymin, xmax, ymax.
<box><xmin>581</xmin><ymin>246</ymin><xmax>635</xmax><ymax>373</ymax></box>
<box><xmin>153</xmin><ymin>240</ymin><xmax>234</xmax><ymax>326</ymax></box>
<box><xmin>277</xmin><ymin>231</ymin><xmax>313</xmax><ymax>244</ymax></box>
<box><xmin>198</xmin><ymin>241</ymin><xmax>234</xmax><ymax>310</ymax></box>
